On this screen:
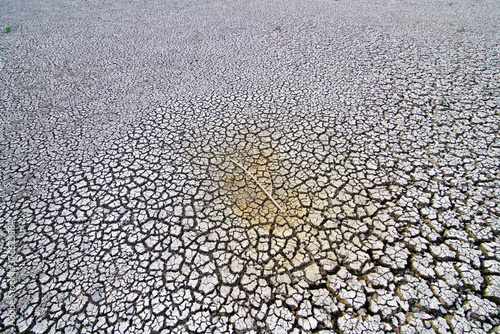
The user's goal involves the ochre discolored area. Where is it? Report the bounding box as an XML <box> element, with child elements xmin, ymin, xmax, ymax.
<box><xmin>218</xmin><ymin>145</ymin><xmax>313</xmax><ymax>233</ymax></box>
<box><xmin>222</xmin><ymin>149</ymin><xmax>283</xmax><ymax>225</ymax></box>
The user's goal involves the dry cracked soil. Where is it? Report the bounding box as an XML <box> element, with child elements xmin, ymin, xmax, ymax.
<box><xmin>1</xmin><ymin>0</ymin><xmax>500</xmax><ymax>333</ymax></box>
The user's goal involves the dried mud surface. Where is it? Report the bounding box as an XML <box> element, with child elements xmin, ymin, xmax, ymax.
<box><xmin>1</xmin><ymin>0</ymin><xmax>500</xmax><ymax>333</ymax></box>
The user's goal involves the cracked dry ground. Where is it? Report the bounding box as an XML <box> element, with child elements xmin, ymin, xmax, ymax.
<box><xmin>1</xmin><ymin>4</ymin><xmax>500</xmax><ymax>334</ymax></box>
<box><xmin>4</xmin><ymin>89</ymin><xmax>500</xmax><ymax>333</ymax></box>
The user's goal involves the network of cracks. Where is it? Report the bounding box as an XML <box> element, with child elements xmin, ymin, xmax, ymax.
<box><xmin>2</xmin><ymin>93</ymin><xmax>500</xmax><ymax>333</ymax></box>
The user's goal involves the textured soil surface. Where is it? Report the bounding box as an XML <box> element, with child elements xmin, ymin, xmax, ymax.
<box><xmin>1</xmin><ymin>0</ymin><xmax>500</xmax><ymax>333</ymax></box>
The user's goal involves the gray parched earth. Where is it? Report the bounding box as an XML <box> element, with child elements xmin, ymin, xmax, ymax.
<box><xmin>1</xmin><ymin>0</ymin><xmax>500</xmax><ymax>333</ymax></box>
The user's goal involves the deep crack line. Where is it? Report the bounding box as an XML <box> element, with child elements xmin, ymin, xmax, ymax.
<box><xmin>228</xmin><ymin>158</ymin><xmax>284</xmax><ymax>212</ymax></box>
